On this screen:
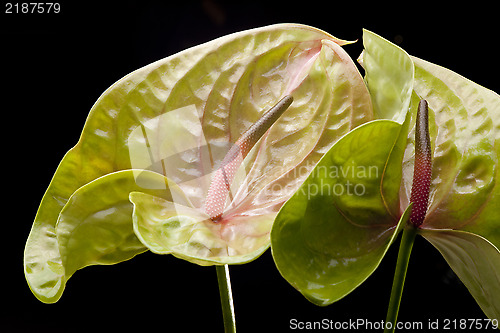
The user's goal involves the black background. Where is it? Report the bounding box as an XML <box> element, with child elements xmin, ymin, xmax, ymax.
<box><xmin>3</xmin><ymin>0</ymin><xmax>498</xmax><ymax>332</ymax></box>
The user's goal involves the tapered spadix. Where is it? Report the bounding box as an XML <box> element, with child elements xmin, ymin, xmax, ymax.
<box><xmin>205</xmin><ymin>95</ymin><xmax>293</xmax><ymax>222</ymax></box>
<box><xmin>409</xmin><ymin>99</ymin><xmax>432</xmax><ymax>227</ymax></box>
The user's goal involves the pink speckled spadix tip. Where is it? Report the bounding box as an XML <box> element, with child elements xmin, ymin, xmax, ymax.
<box><xmin>205</xmin><ymin>95</ymin><xmax>294</xmax><ymax>222</ymax></box>
<box><xmin>409</xmin><ymin>99</ymin><xmax>432</xmax><ymax>228</ymax></box>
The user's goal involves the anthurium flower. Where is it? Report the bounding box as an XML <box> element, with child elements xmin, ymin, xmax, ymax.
<box><xmin>24</xmin><ymin>24</ymin><xmax>374</xmax><ymax>303</ymax></box>
<box><xmin>271</xmin><ymin>30</ymin><xmax>500</xmax><ymax>320</ymax></box>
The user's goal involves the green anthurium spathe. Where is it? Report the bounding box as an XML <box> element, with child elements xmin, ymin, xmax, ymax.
<box><xmin>271</xmin><ymin>119</ymin><xmax>411</xmax><ymax>305</ymax></box>
<box><xmin>420</xmin><ymin>229</ymin><xmax>500</xmax><ymax>320</ymax></box>
<box><xmin>271</xmin><ymin>29</ymin><xmax>500</xmax><ymax>320</ymax></box>
<box><xmin>55</xmin><ymin>170</ymin><xmax>181</xmax><ymax>279</ymax></box>
<box><xmin>25</xmin><ymin>170</ymin><xmax>173</xmax><ymax>303</ymax></box>
<box><xmin>25</xmin><ymin>24</ymin><xmax>374</xmax><ymax>303</ymax></box>
<box><xmin>360</xmin><ymin>29</ymin><xmax>414</xmax><ymax>124</ymax></box>
<box><xmin>408</xmin><ymin>56</ymin><xmax>500</xmax><ymax>237</ymax></box>
<box><xmin>408</xmin><ymin>55</ymin><xmax>500</xmax><ymax>320</ymax></box>
<box><xmin>271</xmin><ymin>28</ymin><xmax>416</xmax><ymax>306</ymax></box>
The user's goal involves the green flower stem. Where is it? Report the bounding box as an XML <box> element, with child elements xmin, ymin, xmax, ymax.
<box><xmin>216</xmin><ymin>264</ymin><xmax>236</xmax><ymax>333</ymax></box>
<box><xmin>384</xmin><ymin>225</ymin><xmax>417</xmax><ymax>333</ymax></box>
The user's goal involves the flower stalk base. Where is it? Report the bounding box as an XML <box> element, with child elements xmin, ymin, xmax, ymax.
<box><xmin>384</xmin><ymin>226</ymin><xmax>417</xmax><ymax>333</ymax></box>
<box><xmin>216</xmin><ymin>264</ymin><xmax>237</xmax><ymax>333</ymax></box>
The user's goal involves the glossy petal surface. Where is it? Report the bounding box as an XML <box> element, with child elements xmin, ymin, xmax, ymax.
<box><xmin>56</xmin><ymin>170</ymin><xmax>174</xmax><ymax>277</ymax></box>
<box><xmin>271</xmin><ymin>120</ymin><xmax>408</xmax><ymax>305</ymax></box>
<box><xmin>402</xmin><ymin>57</ymin><xmax>500</xmax><ymax>246</ymax></box>
<box><xmin>130</xmin><ymin>192</ymin><xmax>274</xmax><ymax>266</ymax></box>
<box><xmin>361</xmin><ymin>29</ymin><xmax>414</xmax><ymax>123</ymax></box>
<box><xmin>25</xmin><ymin>170</ymin><xmax>172</xmax><ymax>303</ymax></box>
<box><xmin>421</xmin><ymin>229</ymin><xmax>500</xmax><ymax>320</ymax></box>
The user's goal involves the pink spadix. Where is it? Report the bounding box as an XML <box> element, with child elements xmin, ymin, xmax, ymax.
<box><xmin>205</xmin><ymin>95</ymin><xmax>294</xmax><ymax>222</ymax></box>
<box><xmin>409</xmin><ymin>99</ymin><xmax>432</xmax><ymax>227</ymax></box>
